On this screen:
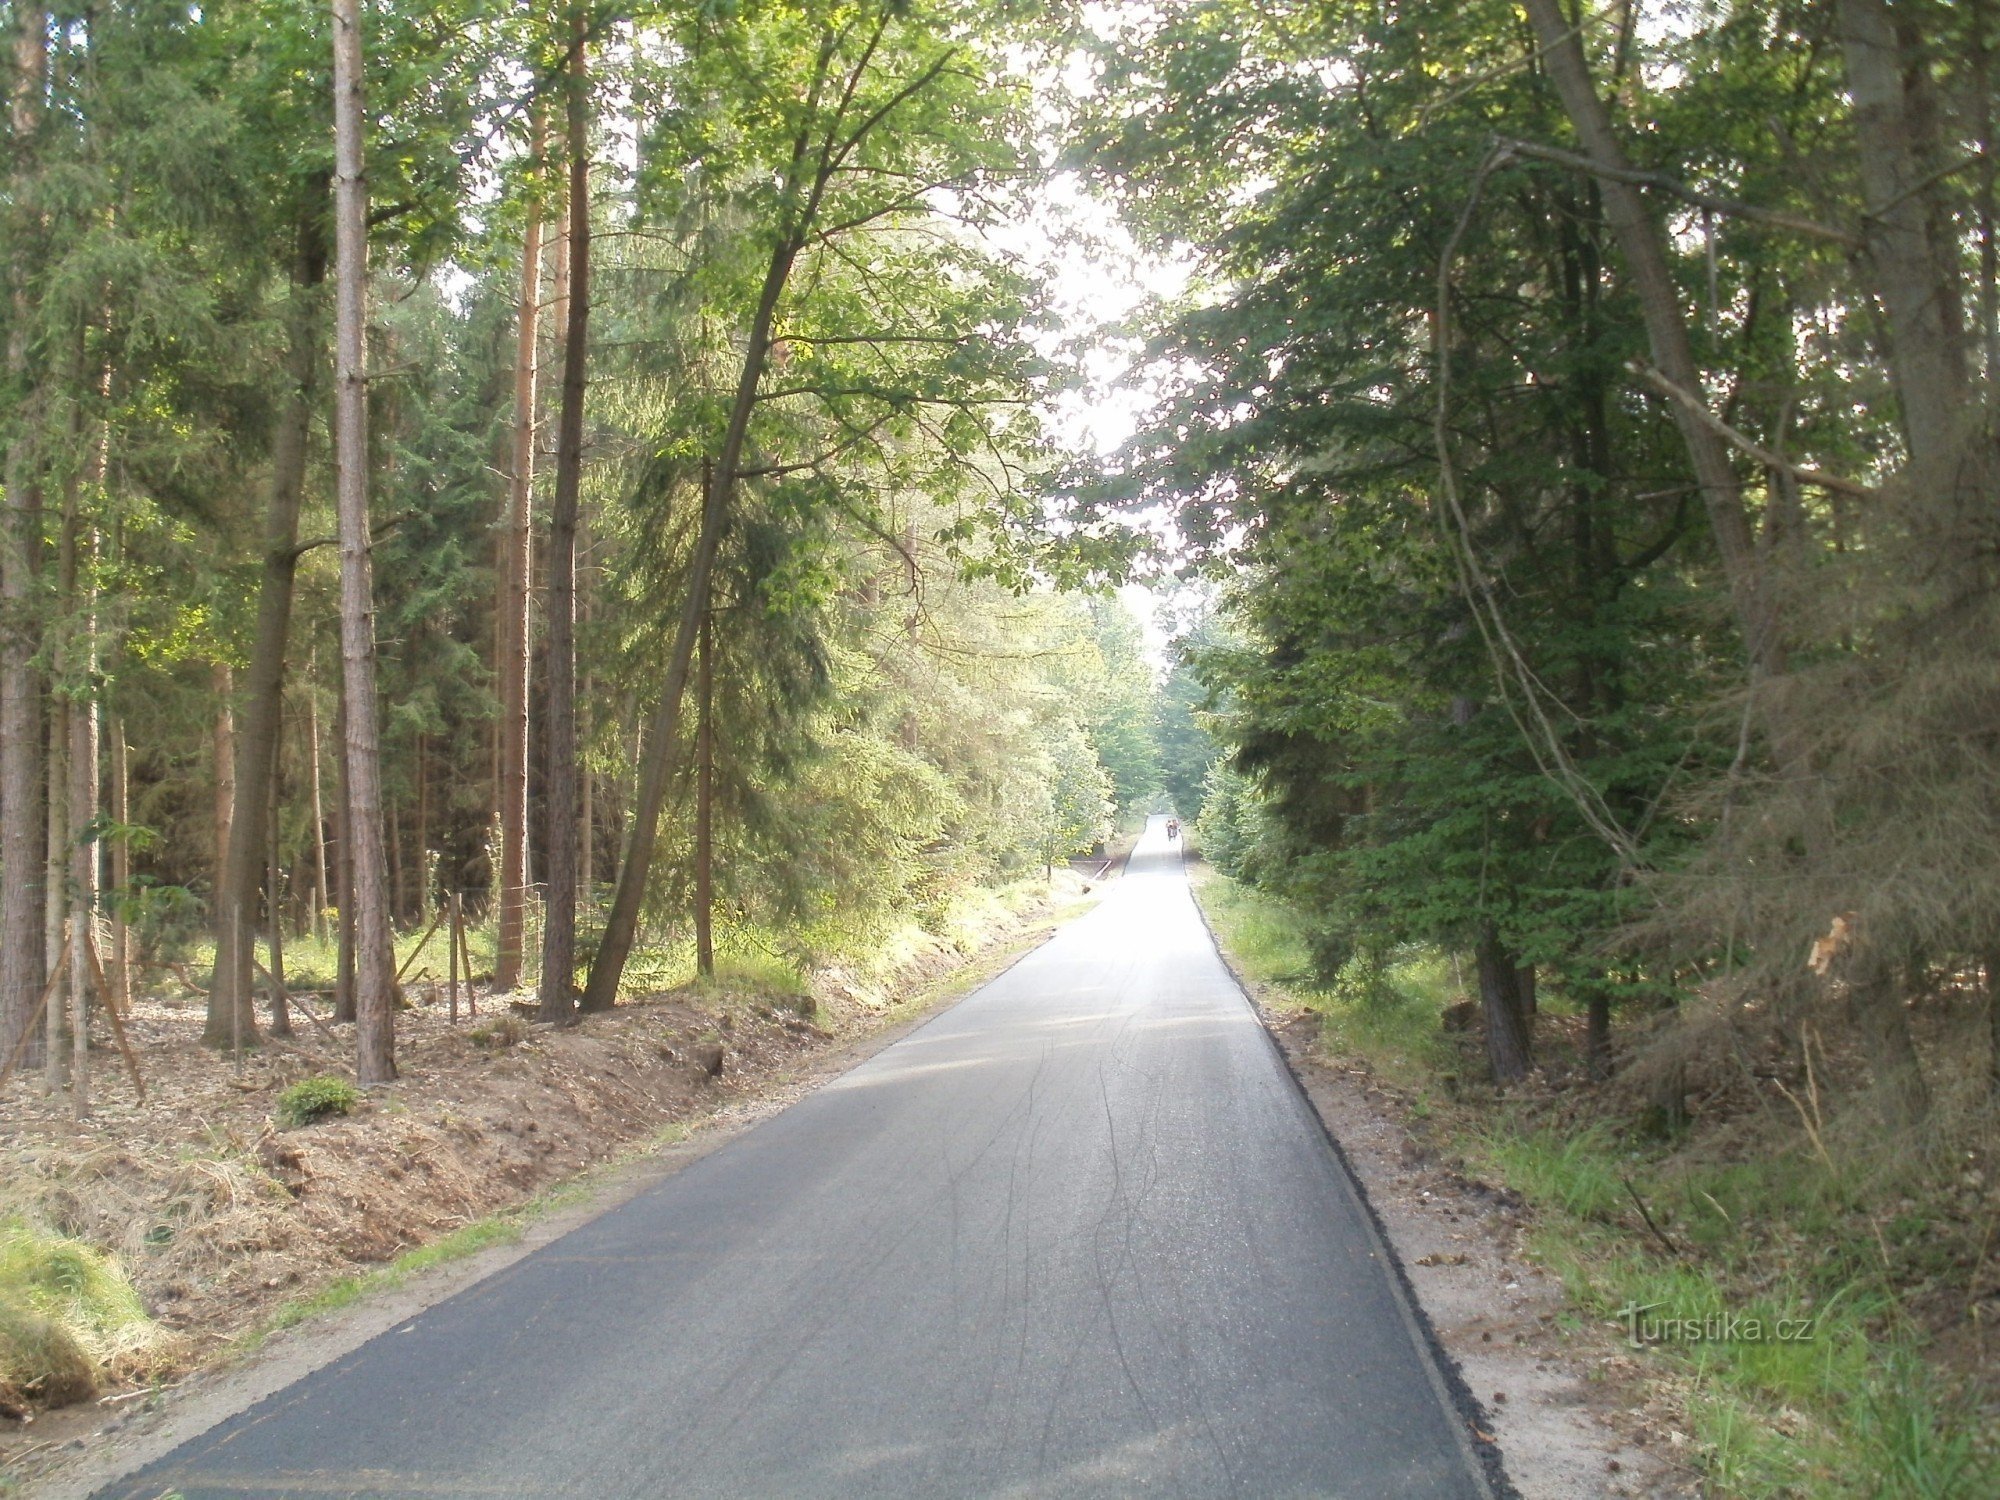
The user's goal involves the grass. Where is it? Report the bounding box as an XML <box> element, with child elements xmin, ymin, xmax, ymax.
<box><xmin>0</xmin><ymin>1217</ymin><xmax>168</xmax><ymax>1408</ymax></box>
<box><xmin>1189</xmin><ymin>865</ymin><xmax>1997</xmax><ymax>1499</ymax></box>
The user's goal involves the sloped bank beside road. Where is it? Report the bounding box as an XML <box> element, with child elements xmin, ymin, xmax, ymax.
<box><xmin>0</xmin><ymin>870</ymin><xmax>1096</xmax><ymax>1492</ymax></box>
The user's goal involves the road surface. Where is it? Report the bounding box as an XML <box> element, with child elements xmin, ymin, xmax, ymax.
<box><xmin>103</xmin><ymin>818</ymin><xmax>1492</xmax><ymax>1499</ymax></box>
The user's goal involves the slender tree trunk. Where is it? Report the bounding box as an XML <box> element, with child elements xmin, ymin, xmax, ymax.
<box><xmin>580</xmin><ymin>510</ymin><xmax>593</xmax><ymax>899</ymax></box>
<box><xmin>213</xmin><ymin>664</ymin><xmax>234</xmax><ymax>893</ymax></box>
<box><xmin>580</xmin><ymin>712</ymin><xmax>593</xmax><ymax>893</ymax></box>
<box><xmin>208</xmin><ymin>230</ymin><xmax>323</xmax><ymax>1047</ymax></box>
<box><xmin>108</xmin><ymin>716</ymin><xmax>129</xmax><ymax>1009</ymax></box>
<box><xmin>267</xmin><ymin>758</ymin><xmax>291</xmax><ymax>1038</ymax></box>
<box><xmin>415</xmin><ymin>734</ymin><xmax>430</xmax><ymax>920</ymax></box>
<box><xmin>46</xmin><ymin>399</ymin><xmax>79</xmax><ymax>1094</ymax></box>
<box><xmin>1987</xmin><ymin>949</ymin><xmax>2000</xmax><ymax>1095</ymax></box>
<box><xmin>63</xmin><ymin>445</ymin><xmax>97</xmax><ymax>1118</ymax></box>
<box><xmin>1</xmin><ymin>2</ymin><xmax>48</xmax><ymax>1071</ymax></box>
<box><xmin>538</xmin><ymin>14</ymin><xmax>590</xmax><ymax>1023</ymax></box>
<box><xmin>389</xmin><ymin>791</ymin><xmax>406</xmax><ymax>927</ymax></box>
<box><xmin>1474</xmin><ymin>924</ymin><xmax>1533</xmax><ymax>1083</ymax></box>
<box><xmin>496</xmin><ymin>136</ymin><xmax>544</xmax><ymax>994</ymax></box>
<box><xmin>306</xmin><ymin>654</ymin><xmax>330</xmax><ymax>943</ymax></box>
<box><xmin>333</xmin><ymin>0</ymin><xmax>395</xmax><ymax>1082</ymax></box>
<box><xmin>695</xmin><ymin>606</ymin><xmax>715</xmax><ymax>980</ymax></box>
<box><xmin>1974</xmin><ymin>0</ymin><xmax>1999</xmax><ymax>379</ymax></box>
<box><xmin>43</xmin><ymin>699</ymin><xmax>66</xmax><ymax>1091</ymax></box>
<box><xmin>333</xmin><ymin>681</ymin><xmax>355</xmax><ymax>1022</ymax></box>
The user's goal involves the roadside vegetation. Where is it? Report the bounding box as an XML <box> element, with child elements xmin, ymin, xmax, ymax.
<box><xmin>1194</xmin><ymin>862</ymin><xmax>1997</xmax><ymax>1497</ymax></box>
<box><xmin>1118</xmin><ymin>2</ymin><xmax>2000</xmax><ymax>1491</ymax></box>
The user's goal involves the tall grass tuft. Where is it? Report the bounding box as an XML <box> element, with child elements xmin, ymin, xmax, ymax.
<box><xmin>0</xmin><ymin>1217</ymin><xmax>168</xmax><ymax>1409</ymax></box>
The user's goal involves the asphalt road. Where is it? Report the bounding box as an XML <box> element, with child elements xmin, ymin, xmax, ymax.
<box><xmin>103</xmin><ymin>818</ymin><xmax>1492</xmax><ymax>1499</ymax></box>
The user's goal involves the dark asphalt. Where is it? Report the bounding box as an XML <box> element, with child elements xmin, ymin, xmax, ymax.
<box><xmin>103</xmin><ymin>818</ymin><xmax>1491</xmax><ymax>1499</ymax></box>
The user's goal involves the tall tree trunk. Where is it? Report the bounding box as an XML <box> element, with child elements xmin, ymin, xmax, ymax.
<box><xmin>1474</xmin><ymin>924</ymin><xmax>1534</xmax><ymax>1084</ymax></box>
<box><xmin>538</xmin><ymin>14</ymin><xmax>589</xmax><ymax>1023</ymax></box>
<box><xmin>1835</xmin><ymin>0</ymin><xmax>1971</xmax><ymax>486</ymax></box>
<box><xmin>1520</xmin><ymin>0</ymin><xmax>1780</xmax><ymax>684</ymax></box>
<box><xmin>496</xmin><ymin>136</ymin><xmax>544</xmax><ymax>994</ymax></box>
<box><xmin>1</xmin><ymin>1</ymin><xmax>48</xmax><ymax>1071</ymax></box>
<box><xmin>333</xmin><ymin>0</ymin><xmax>396</xmax><ymax>1083</ymax></box>
<box><xmin>695</xmin><ymin>606</ymin><xmax>714</xmax><ymax>980</ymax></box>
<box><xmin>208</xmin><ymin>229</ymin><xmax>323</xmax><ymax>1047</ymax></box>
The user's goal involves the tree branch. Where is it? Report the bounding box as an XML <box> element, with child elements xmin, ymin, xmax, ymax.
<box><xmin>1498</xmin><ymin>137</ymin><xmax>1861</xmax><ymax>246</ymax></box>
<box><xmin>1630</xmin><ymin>363</ymin><xmax>1880</xmax><ymax>498</ymax></box>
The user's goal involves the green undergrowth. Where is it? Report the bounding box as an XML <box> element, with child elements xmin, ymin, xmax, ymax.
<box><xmin>1190</xmin><ymin>865</ymin><xmax>1995</xmax><ymax>1499</ymax></box>
<box><xmin>612</xmin><ymin>869</ymin><xmax>1078</xmax><ymax>1010</ymax></box>
<box><xmin>170</xmin><ymin>868</ymin><xmax>1077</xmax><ymax>1010</ymax></box>
<box><xmin>274</xmin><ymin>1075</ymin><xmax>362</xmax><ymax>1129</ymax></box>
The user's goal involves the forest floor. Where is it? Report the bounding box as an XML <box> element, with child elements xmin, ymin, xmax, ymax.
<box><xmin>1190</xmin><ymin>858</ymin><xmax>2000</xmax><ymax>1500</ymax></box>
<box><xmin>0</xmin><ymin>862</ymin><xmax>1109</xmax><ymax>1493</ymax></box>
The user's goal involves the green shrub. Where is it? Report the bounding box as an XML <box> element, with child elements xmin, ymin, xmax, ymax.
<box><xmin>275</xmin><ymin>1075</ymin><xmax>362</xmax><ymax>1128</ymax></box>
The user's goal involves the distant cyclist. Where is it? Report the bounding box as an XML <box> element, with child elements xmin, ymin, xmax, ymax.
<box><xmin>1166</xmin><ymin>817</ymin><xmax>1180</xmax><ymax>840</ymax></box>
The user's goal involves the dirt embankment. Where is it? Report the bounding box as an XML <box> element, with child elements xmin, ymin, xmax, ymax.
<box><xmin>0</xmin><ymin>874</ymin><xmax>1090</xmax><ymax>1470</ymax></box>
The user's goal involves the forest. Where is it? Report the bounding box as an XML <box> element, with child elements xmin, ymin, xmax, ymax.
<box><xmin>5</xmin><ymin>0</ymin><xmax>2000</xmax><ymax>1491</ymax></box>
<box><xmin>0</xmin><ymin>0</ymin><xmax>1165</xmax><ymax>1095</ymax></box>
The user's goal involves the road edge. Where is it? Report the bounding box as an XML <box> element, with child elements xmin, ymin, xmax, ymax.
<box><xmin>37</xmin><ymin>905</ymin><xmax>1084</xmax><ymax>1500</ymax></box>
<box><xmin>1180</xmin><ymin>851</ymin><xmax>1515</xmax><ymax>1500</ymax></box>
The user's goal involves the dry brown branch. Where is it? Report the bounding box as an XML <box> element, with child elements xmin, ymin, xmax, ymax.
<box><xmin>83</xmin><ymin>927</ymin><xmax>146</xmax><ymax>1101</ymax></box>
<box><xmin>1621</xmin><ymin>1174</ymin><xmax>1681</xmax><ymax>1257</ymax></box>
